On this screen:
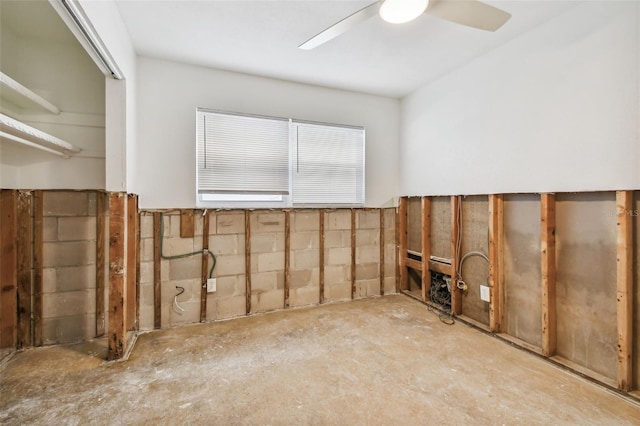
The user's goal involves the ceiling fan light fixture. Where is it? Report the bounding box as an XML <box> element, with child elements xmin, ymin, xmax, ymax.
<box><xmin>379</xmin><ymin>0</ymin><xmax>429</xmax><ymax>24</ymax></box>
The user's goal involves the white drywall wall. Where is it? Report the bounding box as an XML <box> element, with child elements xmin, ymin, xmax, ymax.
<box><xmin>79</xmin><ymin>0</ymin><xmax>137</xmax><ymax>193</ymax></box>
<box><xmin>136</xmin><ymin>57</ymin><xmax>400</xmax><ymax>208</ymax></box>
<box><xmin>400</xmin><ymin>1</ymin><xmax>640</xmax><ymax>195</ymax></box>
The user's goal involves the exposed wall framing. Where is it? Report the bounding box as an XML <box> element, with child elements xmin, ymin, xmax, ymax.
<box><xmin>107</xmin><ymin>192</ymin><xmax>127</xmax><ymax>361</ymax></box>
<box><xmin>0</xmin><ymin>190</ymin><xmax>18</xmax><ymax>348</ymax></box>
<box><xmin>616</xmin><ymin>190</ymin><xmax>633</xmax><ymax>390</ymax></box>
<box><xmin>540</xmin><ymin>193</ymin><xmax>556</xmax><ymax>357</ymax></box>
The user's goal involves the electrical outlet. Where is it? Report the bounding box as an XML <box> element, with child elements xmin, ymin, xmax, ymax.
<box><xmin>480</xmin><ymin>285</ymin><xmax>490</xmax><ymax>302</ymax></box>
<box><xmin>207</xmin><ymin>278</ymin><xmax>217</xmax><ymax>293</ymax></box>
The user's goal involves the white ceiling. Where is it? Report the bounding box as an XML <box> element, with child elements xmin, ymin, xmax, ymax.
<box><xmin>115</xmin><ymin>0</ymin><xmax>578</xmax><ymax>98</ymax></box>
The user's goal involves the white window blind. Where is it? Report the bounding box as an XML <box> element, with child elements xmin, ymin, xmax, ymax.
<box><xmin>292</xmin><ymin>122</ymin><xmax>364</xmax><ymax>205</ymax></box>
<box><xmin>196</xmin><ymin>109</ymin><xmax>289</xmax><ymax>195</ymax></box>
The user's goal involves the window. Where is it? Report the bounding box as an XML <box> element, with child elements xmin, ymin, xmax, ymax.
<box><xmin>196</xmin><ymin>109</ymin><xmax>365</xmax><ymax>207</ymax></box>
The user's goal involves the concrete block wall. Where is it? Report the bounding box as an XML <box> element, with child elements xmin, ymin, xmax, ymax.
<box><xmin>355</xmin><ymin>210</ymin><xmax>381</xmax><ymax>298</ymax></box>
<box><xmin>138</xmin><ymin>208</ymin><xmax>396</xmax><ymax>330</ymax></box>
<box><xmin>324</xmin><ymin>210</ymin><xmax>353</xmax><ymax>302</ymax></box>
<box><xmin>42</xmin><ymin>191</ymin><xmax>98</xmax><ymax>344</ymax></box>
<box><xmin>207</xmin><ymin>211</ymin><xmax>248</xmax><ymax>320</ymax></box>
<box><xmin>250</xmin><ymin>211</ymin><xmax>285</xmax><ymax>313</ymax></box>
<box><xmin>289</xmin><ymin>210</ymin><xmax>320</xmax><ymax>308</ymax></box>
<box><xmin>430</xmin><ymin>196</ymin><xmax>451</xmax><ymax>260</ymax></box>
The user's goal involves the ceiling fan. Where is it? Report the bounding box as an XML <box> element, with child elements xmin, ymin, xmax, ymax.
<box><xmin>299</xmin><ymin>0</ymin><xmax>512</xmax><ymax>50</ymax></box>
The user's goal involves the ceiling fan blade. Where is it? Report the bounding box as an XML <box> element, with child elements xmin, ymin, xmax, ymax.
<box><xmin>299</xmin><ymin>1</ymin><xmax>380</xmax><ymax>50</ymax></box>
<box><xmin>426</xmin><ymin>0</ymin><xmax>511</xmax><ymax>31</ymax></box>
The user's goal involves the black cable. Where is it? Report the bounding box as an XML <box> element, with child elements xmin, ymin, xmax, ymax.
<box><xmin>159</xmin><ymin>212</ymin><xmax>217</xmax><ymax>278</ymax></box>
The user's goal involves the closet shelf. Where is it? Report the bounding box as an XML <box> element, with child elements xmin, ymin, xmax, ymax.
<box><xmin>0</xmin><ymin>113</ymin><xmax>81</xmax><ymax>158</ymax></box>
<box><xmin>0</xmin><ymin>71</ymin><xmax>60</xmax><ymax>115</ymax></box>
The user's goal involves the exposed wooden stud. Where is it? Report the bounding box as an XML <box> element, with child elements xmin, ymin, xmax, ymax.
<box><xmin>541</xmin><ymin>193</ymin><xmax>557</xmax><ymax>357</ymax></box>
<box><xmin>351</xmin><ymin>208</ymin><xmax>356</xmax><ymax>299</ymax></box>
<box><xmin>404</xmin><ymin>258</ymin><xmax>422</xmax><ymax>271</ymax></box>
<box><xmin>284</xmin><ymin>211</ymin><xmax>291</xmax><ymax>308</ymax></box>
<box><xmin>16</xmin><ymin>191</ymin><xmax>32</xmax><ymax>348</ymax></box>
<box><xmin>33</xmin><ymin>191</ymin><xmax>43</xmax><ymax>346</ymax></box>
<box><xmin>135</xmin><ymin>202</ymin><xmax>141</xmax><ymax>331</ymax></box>
<box><xmin>126</xmin><ymin>195</ymin><xmax>137</xmax><ymax>331</ymax></box>
<box><xmin>95</xmin><ymin>192</ymin><xmax>106</xmax><ymax>337</ymax></box>
<box><xmin>379</xmin><ymin>209</ymin><xmax>385</xmax><ymax>296</ymax></box>
<box><xmin>616</xmin><ymin>190</ymin><xmax>633</xmax><ymax>391</ymax></box>
<box><xmin>428</xmin><ymin>261</ymin><xmax>452</xmax><ymax>276</ymax></box>
<box><xmin>398</xmin><ymin>197</ymin><xmax>408</xmax><ymax>291</ymax></box>
<box><xmin>108</xmin><ymin>192</ymin><xmax>127</xmax><ymax>361</ymax></box>
<box><xmin>200</xmin><ymin>211</ymin><xmax>210</xmax><ymax>322</ymax></box>
<box><xmin>488</xmin><ymin>194</ymin><xmax>504</xmax><ymax>333</ymax></box>
<box><xmin>153</xmin><ymin>212</ymin><xmax>162</xmax><ymax>329</ymax></box>
<box><xmin>319</xmin><ymin>210</ymin><xmax>325</xmax><ymax>304</ymax></box>
<box><xmin>180</xmin><ymin>209</ymin><xmax>195</xmax><ymax>238</ymax></box>
<box><xmin>450</xmin><ymin>195</ymin><xmax>462</xmax><ymax>316</ymax></box>
<box><xmin>0</xmin><ymin>190</ymin><xmax>18</xmax><ymax>348</ymax></box>
<box><xmin>245</xmin><ymin>210</ymin><xmax>251</xmax><ymax>315</ymax></box>
<box><xmin>421</xmin><ymin>197</ymin><xmax>431</xmax><ymax>302</ymax></box>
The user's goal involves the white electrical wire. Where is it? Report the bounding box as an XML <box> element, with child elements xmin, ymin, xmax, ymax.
<box><xmin>173</xmin><ymin>286</ymin><xmax>185</xmax><ymax>313</ymax></box>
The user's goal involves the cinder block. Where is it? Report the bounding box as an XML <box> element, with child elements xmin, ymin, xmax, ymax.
<box><xmin>293</xmin><ymin>211</ymin><xmax>320</xmax><ymax>232</ymax></box>
<box><xmin>357</xmin><ymin>210</ymin><xmax>380</xmax><ymax>229</ymax></box>
<box><xmin>162</xmin><ymin>278</ymin><xmax>200</xmax><ymax>305</ymax></box>
<box><xmin>291</xmin><ymin>232</ymin><xmax>318</xmax><ymax>250</ymax></box>
<box><xmin>163</xmin><ymin>236</ymin><xmax>195</xmax><ymax>257</ymax></box>
<box><xmin>42</xmin><ymin>313</ymin><xmax>95</xmax><ymax>345</ymax></box>
<box><xmin>215</xmin><ymin>254</ymin><xmax>246</xmax><ymax>276</ymax></box>
<box><xmin>58</xmin><ymin>217</ymin><xmax>97</xmax><ymax>241</ymax></box>
<box><xmin>290</xmin><ymin>269</ymin><xmax>312</xmax><ymax>288</ymax></box>
<box><xmin>139</xmin><ymin>261</ymin><xmax>154</xmax><ymax>284</ymax></box>
<box><xmin>254</xmin><ymin>212</ymin><xmax>284</xmax><ymax>233</ymax></box>
<box><xmin>216</xmin><ymin>212</ymin><xmax>245</xmax><ymax>234</ymax></box>
<box><xmin>384</xmin><ymin>209</ymin><xmax>396</xmax><ymax>230</ymax></box>
<box><xmin>43</xmin><ymin>192</ymin><xmax>89</xmax><ymax>217</ymax></box>
<box><xmin>384</xmin><ymin>276</ymin><xmax>397</xmax><ymax>294</ymax></box>
<box><xmin>215</xmin><ymin>275</ymin><xmax>240</xmax><ymax>297</ymax></box>
<box><xmin>162</xmin><ymin>213</ymin><xmax>181</xmax><ymax>238</ymax></box>
<box><xmin>257</xmin><ymin>251</ymin><xmax>284</xmax><ymax>272</ymax></box>
<box><xmin>324</xmin><ymin>230</ymin><xmax>347</xmax><ymax>248</ymax></box>
<box><xmin>253</xmin><ymin>289</ymin><xmax>284</xmax><ymax>313</ymax></box>
<box><xmin>356</xmin><ymin>245</ymin><xmax>379</xmax><ymax>264</ymax></box>
<box><xmin>138</xmin><ymin>306</ymin><xmax>154</xmax><ymax>330</ymax></box>
<box><xmin>356</xmin><ymin>229</ymin><xmax>379</xmax><ymax>246</ymax></box>
<box><xmin>140</xmin><ymin>214</ymin><xmax>154</xmax><ymax>238</ymax></box>
<box><xmin>210</xmin><ymin>234</ymin><xmax>240</xmax><ymax>255</ymax></box>
<box><xmin>364</xmin><ymin>279</ymin><xmax>381</xmax><ymax>297</ymax></box>
<box><xmin>251</xmin><ymin>233</ymin><xmax>277</xmax><ymax>253</ymax></box>
<box><xmin>217</xmin><ymin>295</ymin><xmax>246</xmax><ymax>319</ymax></box>
<box><xmin>43</xmin><ymin>265</ymin><xmax>97</xmax><ymax>293</ymax></box>
<box><xmin>43</xmin><ymin>241</ymin><xmax>96</xmax><ymax>267</ymax></box>
<box><xmin>168</xmin><ymin>256</ymin><xmax>201</xmax><ymax>281</ymax></box>
<box><xmin>252</xmin><ymin>271</ymin><xmax>279</xmax><ymax>292</ymax></box>
<box><xmin>327</xmin><ymin>210</ymin><xmax>351</xmax><ymax>230</ymax></box>
<box><xmin>326</xmin><ymin>283</ymin><xmax>350</xmax><ymax>302</ymax></box>
<box><xmin>140</xmin><ymin>238</ymin><xmax>154</xmax><ymax>262</ymax></box>
<box><xmin>356</xmin><ymin>263</ymin><xmax>379</xmax><ymax>280</ymax></box>
<box><xmin>291</xmin><ymin>286</ymin><xmax>319</xmax><ymax>307</ymax></box>
<box><xmin>327</xmin><ymin>247</ymin><xmax>351</xmax><ymax>266</ymax></box>
<box><xmin>325</xmin><ymin>265</ymin><xmax>348</xmax><ymax>284</ymax></box>
<box><xmin>354</xmin><ymin>281</ymin><xmax>367</xmax><ymax>299</ymax></box>
<box><xmin>169</xmin><ymin>299</ymin><xmax>200</xmax><ymax>326</ymax></box>
<box><xmin>140</xmin><ymin>282</ymin><xmax>154</xmax><ymax>307</ymax></box>
<box><xmin>293</xmin><ymin>249</ymin><xmax>319</xmax><ymax>270</ymax></box>
<box><xmin>43</xmin><ymin>217</ymin><xmax>57</xmax><ymax>242</ymax></box>
<box><xmin>43</xmin><ymin>290</ymin><xmax>96</xmax><ymax>319</ymax></box>
<box><xmin>205</xmin><ymin>296</ymin><xmax>218</xmax><ymax>320</ymax></box>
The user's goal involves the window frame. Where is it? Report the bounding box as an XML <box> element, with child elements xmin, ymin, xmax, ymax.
<box><xmin>195</xmin><ymin>109</ymin><xmax>365</xmax><ymax>209</ymax></box>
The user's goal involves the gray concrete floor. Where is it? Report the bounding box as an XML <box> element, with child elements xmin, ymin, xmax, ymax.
<box><xmin>1</xmin><ymin>295</ymin><xmax>640</xmax><ymax>425</ymax></box>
